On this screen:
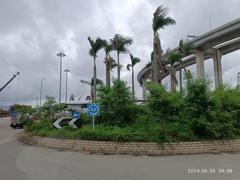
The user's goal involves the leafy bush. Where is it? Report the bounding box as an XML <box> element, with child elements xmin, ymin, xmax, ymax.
<box><xmin>26</xmin><ymin>124</ymin><xmax>156</xmax><ymax>142</ymax></box>
<box><xmin>184</xmin><ymin>78</ymin><xmax>214</xmax><ymax>118</ymax></box>
<box><xmin>25</xmin><ymin>78</ymin><xmax>240</xmax><ymax>143</ymax></box>
<box><xmin>39</xmin><ymin>96</ymin><xmax>65</xmax><ymax>121</ymax></box>
<box><xmin>98</xmin><ymin>79</ymin><xmax>134</xmax><ymax>126</ymax></box>
<box><xmin>147</xmin><ymin>82</ymin><xmax>184</xmax><ymax>122</ymax></box>
<box><xmin>81</xmin><ymin>113</ymin><xmax>92</xmax><ymax>125</ymax></box>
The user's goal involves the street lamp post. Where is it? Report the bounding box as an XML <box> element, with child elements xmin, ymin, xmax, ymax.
<box><xmin>39</xmin><ymin>77</ymin><xmax>46</xmax><ymax>106</ymax></box>
<box><xmin>57</xmin><ymin>52</ymin><xmax>66</xmax><ymax>104</ymax></box>
<box><xmin>64</xmin><ymin>69</ymin><xmax>70</xmax><ymax>103</ymax></box>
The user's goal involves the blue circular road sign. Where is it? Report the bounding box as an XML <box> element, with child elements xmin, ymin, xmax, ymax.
<box><xmin>88</xmin><ymin>103</ymin><xmax>100</xmax><ymax>116</ymax></box>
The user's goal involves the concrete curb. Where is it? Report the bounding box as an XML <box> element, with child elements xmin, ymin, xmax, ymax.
<box><xmin>18</xmin><ymin>132</ymin><xmax>240</xmax><ymax>156</ymax></box>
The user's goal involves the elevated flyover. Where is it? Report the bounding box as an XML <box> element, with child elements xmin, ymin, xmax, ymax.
<box><xmin>138</xmin><ymin>18</ymin><xmax>240</xmax><ymax>99</ymax></box>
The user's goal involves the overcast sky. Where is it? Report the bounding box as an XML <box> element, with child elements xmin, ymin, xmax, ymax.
<box><xmin>0</xmin><ymin>0</ymin><xmax>240</xmax><ymax>106</ymax></box>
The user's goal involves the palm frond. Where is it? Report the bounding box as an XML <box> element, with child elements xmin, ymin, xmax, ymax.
<box><xmin>178</xmin><ymin>39</ymin><xmax>193</xmax><ymax>56</ymax></box>
<box><xmin>111</xmin><ymin>34</ymin><xmax>133</xmax><ymax>53</ymax></box>
<box><xmin>91</xmin><ymin>78</ymin><xmax>104</xmax><ymax>86</ymax></box>
<box><xmin>108</xmin><ymin>56</ymin><xmax>118</xmax><ymax>70</ymax></box>
<box><xmin>163</xmin><ymin>17</ymin><xmax>176</xmax><ymax>26</ymax></box>
<box><xmin>102</xmin><ymin>40</ymin><xmax>113</xmax><ymax>54</ymax></box>
<box><xmin>132</xmin><ymin>57</ymin><xmax>141</xmax><ymax>66</ymax></box>
<box><xmin>129</xmin><ymin>53</ymin><xmax>134</xmax><ymax>61</ymax></box>
<box><xmin>87</xmin><ymin>36</ymin><xmax>94</xmax><ymax>47</ymax></box>
<box><xmin>87</xmin><ymin>37</ymin><xmax>104</xmax><ymax>57</ymax></box>
<box><xmin>153</xmin><ymin>5</ymin><xmax>167</xmax><ymax>18</ymax></box>
<box><xmin>168</xmin><ymin>52</ymin><xmax>182</xmax><ymax>65</ymax></box>
<box><xmin>152</xmin><ymin>6</ymin><xmax>175</xmax><ymax>32</ymax></box>
<box><xmin>129</xmin><ymin>53</ymin><xmax>141</xmax><ymax>66</ymax></box>
<box><xmin>127</xmin><ymin>64</ymin><xmax>132</xmax><ymax>71</ymax></box>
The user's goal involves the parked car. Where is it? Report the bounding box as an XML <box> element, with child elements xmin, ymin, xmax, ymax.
<box><xmin>10</xmin><ymin>111</ymin><xmax>24</xmax><ymax>129</ymax></box>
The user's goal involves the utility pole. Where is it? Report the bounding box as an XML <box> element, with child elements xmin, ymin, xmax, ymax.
<box><xmin>39</xmin><ymin>77</ymin><xmax>46</xmax><ymax>106</ymax></box>
<box><xmin>57</xmin><ymin>52</ymin><xmax>66</xmax><ymax>104</ymax></box>
<box><xmin>64</xmin><ymin>69</ymin><xmax>70</xmax><ymax>103</ymax></box>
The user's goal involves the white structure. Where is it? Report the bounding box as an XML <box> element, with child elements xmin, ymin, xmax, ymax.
<box><xmin>66</xmin><ymin>96</ymin><xmax>91</xmax><ymax>113</ymax></box>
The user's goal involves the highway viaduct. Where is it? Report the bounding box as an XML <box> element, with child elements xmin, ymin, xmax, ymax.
<box><xmin>137</xmin><ymin>18</ymin><xmax>240</xmax><ymax>100</ymax></box>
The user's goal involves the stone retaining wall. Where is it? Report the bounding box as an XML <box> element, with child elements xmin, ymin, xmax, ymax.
<box><xmin>18</xmin><ymin>133</ymin><xmax>240</xmax><ymax>155</ymax></box>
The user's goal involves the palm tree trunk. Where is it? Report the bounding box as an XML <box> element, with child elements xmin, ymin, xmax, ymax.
<box><xmin>152</xmin><ymin>32</ymin><xmax>163</xmax><ymax>84</ymax></box>
<box><xmin>171</xmin><ymin>72</ymin><xmax>176</xmax><ymax>92</ymax></box>
<box><xmin>179</xmin><ymin>69</ymin><xmax>183</xmax><ymax>93</ymax></box>
<box><xmin>117</xmin><ymin>51</ymin><xmax>120</xmax><ymax>80</ymax></box>
<box><xmin>181</xmin><ymin>61</ymin><xmax>190</xmax><ymax>82</ymax></box>
<box><xmin>93</xmin><ymin>56</ymin><xmax>97</xmax><ymax>102</ymax></box>
<box><xmin>152</xmin><ymin>32</ymin><xmax>158</xmax><ymax>83</ymax></box>
<box><xmin>156</xmin><ymin>34</ymin><xmax>163</xmax><ymax>84</ymax></box>
<box><xmin>91</xmin><ymin>85</ymin><xmax>94</xmax><ymax>101</ymax></box>
<box><xmin>132</xmin><ymin>66</ymin><xmax>135</xmax><ymax>101</ymax></box>
<box><xmin>105</xmin><ymin>55</ymin><xmax>111</xmax><ymax>87</ymax></box>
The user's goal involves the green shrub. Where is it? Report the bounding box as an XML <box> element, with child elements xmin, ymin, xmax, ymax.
<box><xmin>98</xmin><ymin>79</ymin><xmax>134</xmax><ymax>126</ymax></box>
<box><xmin>25</xmin><ymin>78</ymin><xmax>240</xmax><ymax>143</ymax></box>
<box><xmin>81</xmin><ymin>113</ymin><xmax>92</xmax><ymax>125</ymax></box>
<box><xmin>184</xmin><ymin>78</ymin><xmax>214</xmax><ymax>118</ymax></box>
<box><xmin>147</xmin><ymin>82</ymin><xmax>184</xmax><ymax>122</ymax></box>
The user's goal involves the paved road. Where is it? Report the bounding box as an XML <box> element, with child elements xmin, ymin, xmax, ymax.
<box><xmin>1</xmin><ymin>117</ymin><xmax>240</xmax><ymax>180</ymax></box>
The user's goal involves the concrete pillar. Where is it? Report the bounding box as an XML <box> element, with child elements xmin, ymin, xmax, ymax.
<box><xmin>213</xmin><ymin>49</ymin><xmax>223</xmax><ymax>88</ymax></box>
<box><xmin>195</xmin><ymin>50</ymin><xmax>205</xmax><ymax>79</ymax></box>
<box><xmin>142</xmin><ymin>79</ymin><xmax>147</xmax><ymax>101</ymax></box>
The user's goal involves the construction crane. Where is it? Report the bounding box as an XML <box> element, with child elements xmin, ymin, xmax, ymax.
<box><xmin>0</xmin><ymin>72</ymin><xmax>20</xmax><ymax>93</ymax></box>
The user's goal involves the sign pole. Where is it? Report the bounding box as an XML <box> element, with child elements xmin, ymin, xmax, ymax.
<box><xmin>88</xmin><ymin>103</ymin><xmax>99</xmax><ymax>131</ymax></box>
<box><xmin>92</xmin><ymin>116</ymin><xmax>95</xmax><ymax>130</ymax></box>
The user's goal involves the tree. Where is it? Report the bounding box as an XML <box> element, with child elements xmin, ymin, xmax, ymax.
<box><xmin>98</xmin><ymin>79</ymin><xmax>133</xmax><ymax>126</ymax></box>
<box><xmin>152</xmin><ymin>6</ymin><xmax>176</xmax><ymax>83</ymax></box>
<box><xmin>87</xmin><ymin>36</ymin><xmax>105</xmax><ymax>102</ymax></box>
<box><xmin>102</xmin><ymin>40</ymin><xmax>118</xmax><ymax>87</ymax></box>
<box><xmin>111</xmin><ymin>34</ymin><xmax>133</xmax><ymax>80</ymax></box>
<box><xmin>168</xmin><ymin>52</ymin><xmax>181</xmax><ymax>91</ymax></box>
<box><xmin>40</xmin><ymin>96</ymin><xmax>65</xmax><ymax>121</ymax></box>
<box><xmin>127</xmin><ymin>54</ymin><xmax>141</xmax><ymax>101</ymax></box>
<box><xmin>168</xmin><ymin>40</ymin><xmax>193</xmax><ymax>92</ymax></box>
<box><xmin>80</xmin><ymin>78</ymin><xmax>103</xmax><ymax>101</ymax></box>
<box><xmin>178</xmin><ymin>40</ymin><xmax>193</xmax><ymax>78</ymax></box>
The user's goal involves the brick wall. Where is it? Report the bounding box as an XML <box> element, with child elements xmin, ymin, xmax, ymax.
<box><xmin>19</xmin><ymin>133</ymin><xmax>240</xmax><ymax>155</ymax></box>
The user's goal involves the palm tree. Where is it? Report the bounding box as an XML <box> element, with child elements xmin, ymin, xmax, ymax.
<box><xmin>80</xmin><ymin>78</ymin><xmax>103</xmax><ymax>101</ymax></box>
<box><xmin>102</xmin><ymin>40</ymin><xmax>118</xmax><ymax>87</ymax></box>
<box><xmin>178</xmin><ymin>40</ymin><xmax>193</xmax><ymax>91</ymax></box>
<box><xmin>168</xmin><ymin>52</ymin><xmax>182</xmax><ymax>91</ymax></box>
<box><xmin>127</xmin><ymin>54</ymin><xmax>141</xmax><ymax>101</ymax></box>
<box><xmin>152</xmin><ymin>5</ymin><xmax>176</xmax><ymax>83</ymax></box>
<box><xmin>168</xmin><ymin>40</ymin><xmax>193</xmax><ymax>92</ymax></box>
<box><xmin>111</xmin><ymin>34</ymin><xmax>133</xmax><ymax>80</ymax></box>
<box><xmin>87</xmin><ymin>36</ymin><xmax>104</xmax><ymax>102</ymax></box>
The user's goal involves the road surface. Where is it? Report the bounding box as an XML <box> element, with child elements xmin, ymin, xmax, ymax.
<box><xmin>0</xmin><ymin>117</ymin><xmax>240</xmax><ymax>180</ymax></box>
